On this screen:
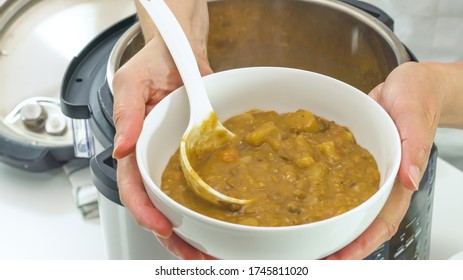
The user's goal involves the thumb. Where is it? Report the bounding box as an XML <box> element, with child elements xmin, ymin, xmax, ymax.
<box><xmin>398</xmin><ymin>129</ymin><xmax>434</xmax><ymax>192</ymax></box>
<box><xmin>369</xmin><ymin>84</ymin><xmax>436</xmax><ymax>192</ymax></box>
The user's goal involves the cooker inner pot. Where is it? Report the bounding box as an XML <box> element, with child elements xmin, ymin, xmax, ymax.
<box><xmin>112</xmin><ymin>0</ymin><xmax>409</xmax><ymax>94</ymax></box>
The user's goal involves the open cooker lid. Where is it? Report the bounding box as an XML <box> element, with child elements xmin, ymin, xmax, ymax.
<box><xmin>0</xmin><ymin>0</ymin><xmax>134</xmax><ymax>171</ymax></box>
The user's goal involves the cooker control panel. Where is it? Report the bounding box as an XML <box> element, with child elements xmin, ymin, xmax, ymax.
<box><xmin>365</xmin><ymin>145</ymin><xmax>436</xmax><ymax>260</ymax></box>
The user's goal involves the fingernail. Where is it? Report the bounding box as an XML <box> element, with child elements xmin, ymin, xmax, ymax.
<box><xmin>153</xmin><ymin>231</ymin><xmax>170</xmax><ymax>239</ymax></box>
<box><xmin>155</xmin><ymin>235</ymin><xmax>181</xmax><ymax>257</ymax></box>
<box><xmin>408</xmin><ymin>165</ymin><xmax>421</xmax><ymax>191</ymax></box>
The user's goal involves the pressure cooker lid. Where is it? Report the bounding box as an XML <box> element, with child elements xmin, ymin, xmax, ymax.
<box><xmin>0</xmin><ymin>0</ymin><xmax>135</xmax><ymax>171</ymax></box>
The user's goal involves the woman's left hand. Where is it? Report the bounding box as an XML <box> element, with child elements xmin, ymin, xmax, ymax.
<box><xmin>326</xmin><ymin>62</ymin><xmax>444</xmax><ymax>259</ymax></box>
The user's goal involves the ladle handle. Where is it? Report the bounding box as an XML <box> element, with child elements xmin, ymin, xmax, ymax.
<box><xmin>139</xmin><ymin>0</ymin><xmax>213</xmax><ymax>125</ymax></box>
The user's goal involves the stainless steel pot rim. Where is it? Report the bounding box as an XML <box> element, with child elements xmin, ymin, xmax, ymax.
<box><xmin>106</xmin><ymin>0</ymin><xmax>410</xmax><ymax>92</ymax></box>
<box><xmin>107</xmin><ymin>22</ymin><xmax>141</xmax><ymax>94</ymax></box>
<box><xmin>327</xmin><ymin>0</ymin><xmax>409</xmax><ymax>61</ymax></box>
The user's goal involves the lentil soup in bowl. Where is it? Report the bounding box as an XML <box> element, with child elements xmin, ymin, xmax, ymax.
<box><xmin>136</xmin><ymin>67</ymin><xmax>401</xmax><ymax>259</ymax></box>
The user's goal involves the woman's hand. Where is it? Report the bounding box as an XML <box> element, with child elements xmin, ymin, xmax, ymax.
<box><xmin>112</xmin><ymin>38</ymin><xmax>213</xmax><ymax>259</ymax></box>
<box><xmin>111</xmin><ymin>0</ymin><xmax>213</xmax><ymax>259</ymax></box>
<box><xmin>327</xmin><ymin>61</ymin><xmax>450</xmax><ymax>259</ymax></box>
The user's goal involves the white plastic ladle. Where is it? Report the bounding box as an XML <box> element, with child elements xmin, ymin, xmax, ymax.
<box><xmin>139</xmin><ymin>0</ymin><xmax>251</xmax><ymax>207</ymax></box>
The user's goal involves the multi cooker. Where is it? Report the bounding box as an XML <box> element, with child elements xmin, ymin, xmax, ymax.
<box><xmin>59</xmin><ymin>0</ymin><xmax>437</xmax><ymax>260</ymax></box>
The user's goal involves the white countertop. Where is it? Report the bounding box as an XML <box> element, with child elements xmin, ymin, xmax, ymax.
<box><xmin>428</xmin><ymin>158</ymin><xmax>463</xmax><ymax>259</ymax></box>
<box><xmin>0</xmin><ymin>164</ymin><xmax>104</xmax><ymax>259</ymax></box>
<box><xmin>0</xmin><ymin>157</ymin><xmax>462</xmax><ymax>260</ymax></box>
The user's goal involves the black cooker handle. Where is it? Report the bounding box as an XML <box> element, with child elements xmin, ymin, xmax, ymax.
<box><xmin>0</xmin><ymin>134</ymin><xmax>74</xmax><ymax>172</ymax></box>
<box><xmin>341</xmin><ymin>0</ymin><xmax>394</xmax><ymax>31</ymax></box>
<box><xmin>90</xmin><ymin>144</ymin><xmax>122</xmax><ymax>206</ymax></box>
<box><xmin>60</xmin><ymin>15</ymin><xmax>137</xmax><ymax>120</ymax></box>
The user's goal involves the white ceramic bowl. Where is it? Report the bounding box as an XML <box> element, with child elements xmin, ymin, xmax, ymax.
<box><xmin>136</xmin><ymin>67</ymin><xmax>401</xmax><ymax>259</ymax></box>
